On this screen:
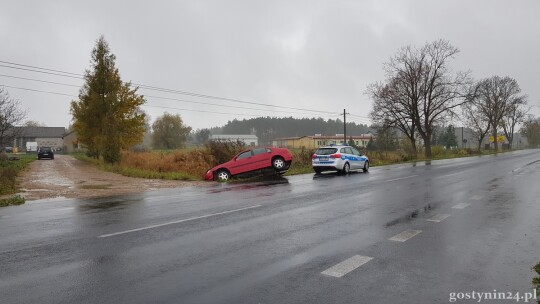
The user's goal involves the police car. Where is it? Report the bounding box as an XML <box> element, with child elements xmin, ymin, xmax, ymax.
<box><xmin>311</xmin><ymin>144</ymin><xmax>369</xmax><ymax>174</ymax></box>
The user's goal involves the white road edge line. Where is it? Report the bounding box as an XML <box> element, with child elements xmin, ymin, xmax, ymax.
<box><xmin>385</xmin><ymin>175</ymin><xmax>419</xmax><ymax>182</ymax></box>
<box><xmin>426</xmin><ymin>214</ymin><xmax>451</xmax><ymax>222</ymax></box>
<box><xmin>452</xmin><ymin>203</ymin><xmax>470</xmax><ymax>209</ymax></box>
<box><xmin>321</xmin><ymin>255</ymin><xmax>373</xmax><ymax>278</ymax></box>
<box><xmin>388</xmin><ymin>229</ymin><xmax>422</xmax><ymax>242</ymax></box>
<box><xmin>98</xmin><ymin>205</ymin><xmax>263</xmax><ymax>238</ymax></box>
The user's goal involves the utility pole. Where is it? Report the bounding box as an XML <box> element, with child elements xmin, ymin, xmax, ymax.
<box><xmin>461</xmin><ymin>126</ymin><xmax>464</xmax><ymax>148</ymax></box>
<box><xmin>342</xmin><ymin>109</ymin><xmax>349</xmax><ymax>145</ymax></box>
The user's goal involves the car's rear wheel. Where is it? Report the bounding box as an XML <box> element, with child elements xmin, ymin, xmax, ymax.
<box><xmin>314</xmin><ymin>168</ymin><xmax>322</xmax><ymax>174</ymax></box>
<box><xmin>272</xmin><ymin>157</ymin><xmax>285</xmax><ymax>170</ymax></box>
<box><xmin>363</xmin><ymin>161</ymin><xmax>369</xmax><ymax>172</ymax></box>
<box><xmin>342</xmin><ymin>162</ymin><xmax>350</xmax><ymax>175</ymax></box>
<box><xmin>215</xmin><ymin>170</ymin><xmax>230</xmax><ymax>181</ymax></box>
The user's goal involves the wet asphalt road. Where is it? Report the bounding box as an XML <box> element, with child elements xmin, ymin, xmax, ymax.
<box><xmin>1</xmin><ymin>150</ymin><xmax>540</xmax><ymax>304</ymax></box>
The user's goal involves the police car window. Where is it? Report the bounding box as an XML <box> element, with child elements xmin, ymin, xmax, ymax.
<box><xmin>315</xmin><ymin>148</ymin><xmax>337</xmax><ymax>155</ymax></box>
<box><xmin>252</xmin><ymin>148</ymin><xmax>267</xmax><ymax>156</ymax></box>
<box><xmin>341</xmin><ymin>147</ymin><xmax>352</xmax><ymax>154</ymax></box>
<box><xmin>351</xmin><ymin>148</ymin><xmax>361</xmax><ymax>156</ymax></box>
<box><xmin>236</xmin><ymin>151</ymin><xmax>252</xmax><ymax>160</ymax></box>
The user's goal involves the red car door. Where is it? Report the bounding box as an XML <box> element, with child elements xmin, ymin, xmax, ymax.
<box><xmin>250</xmin><ymin>148</ymin><xmax>272</xmax><ymax>170</ymax></box>
<box><xmin>229</xmin><ymin>150</ymin><xmax>255</xmax><ymax>175</ymax></box>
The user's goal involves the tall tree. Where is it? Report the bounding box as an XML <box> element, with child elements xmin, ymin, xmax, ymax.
<box><xmin>193</xmin><ymin>128</ymin><xmax>211</xmax><ymax>145</ymax></box>
<box><xmin>0</xmin><ymin>87</ymin><xmax>26</xmax><ymax>147</ymax></box>
<box><xmin>372</xmin><ymin>39</ymin><xmax>470</xmax><ymax>158</ymax></box>
<box><xmin>473</xmin><ymin>76</ymin><xmax>524</xmax><ymax>151</ymax></box>
<box><xmin>521</xmin><ymin>115</ymin><xmax>540</xmax><ymax>148</ymax></box>
<box><xmin>368</xmin><ymin>79</ymin><xmax>418</xmax><ymax>158</ymax></box>
<box><xmin>501</xmin><ymin>95</ymin><xmax>528</xmax><ymax>149</ymax></box>
<box><xmin>152</xmin><ymin>113</ymin><xmax>192</xmax><ymax>149</ymax></box>
<box><xmin>23</xmin><ymin>120</ymin><xmax>46</xmax><ymax>127</ymax></box>
<box><xmin>373</xmin><ymin>125</ymin><xmax>398</xmax><ymax>151</ymax></box>
<box><xmin>461</xmin><ymin>99</ymin><xmax>490</xmax><ymax>151</ymax></box>
<box><xmin>70</xmin><ymin>36</ymin><xmax>146</xmax><ymax>163</ymax></box>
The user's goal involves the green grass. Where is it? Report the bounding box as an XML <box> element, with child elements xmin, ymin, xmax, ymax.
<box><xmin>0</xmin><ymin>195</ymin><xmax>25</xmax><ymax>207</ymax></box>
<box><xmin>0</xmin><ymin>154</ymin><xmax>35</xmax><ymax>195</ymax></box>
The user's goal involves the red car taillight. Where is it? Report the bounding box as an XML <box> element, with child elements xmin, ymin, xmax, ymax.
<box><xmin>330</xmin><ymin>153</ymin><xmax>341</xmax><ymax>159</ymax></box>
<box><xmin>312</xmin><ymin>154</ymin><xmax>317</xmax><ymax>159</ymax></box>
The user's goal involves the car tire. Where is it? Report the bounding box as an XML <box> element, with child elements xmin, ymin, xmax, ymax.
<box><xmin>342</xmin><ymin>162</ymin><xmax>350</xmax><ymax>175</ymax></box>
<box><xmin>363</xmin><ymin>161</ymin><xmax>369</xmax><ymax>173</ymax></box>
<box><xmin>272</xmin><ymin>157</ymin><xmax>285</xmax><ymax>171</ymax></box>
<box><xmin>314</xmin><ymin>168</ymin><xmax>322</xmax><ymax>174</ymax></box>
<box><xmin>215</xmin><ymin>170</ymin><xmax>231</xmax><ymax>181</ymax></box>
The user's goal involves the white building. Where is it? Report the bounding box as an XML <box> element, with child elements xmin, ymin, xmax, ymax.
<box><xmin>210</xmin><ymin>134</ymin><xmax>258</xmax><ymax>147</ymax></box>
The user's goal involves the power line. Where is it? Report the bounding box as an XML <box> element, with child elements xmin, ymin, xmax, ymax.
<box><xmin>0</xmin><ymin>60</ymin><xmax>338</xmax><ymax>115</ymax></box>
<box><xmin>0</xmin><ymin>74</ymin><xmax>81</xmax><ymax>87</ymax></box>
<box><xmin>0</xmin><ymin>84</ymin><xmax>333</xmax><ymax>119</ymax></box>
<box><xmin>0</xmin><ymin>59</ymin><xmax>372</xmax><ymax>121</ymax></box>
<box><xmin>0</xmin><ymin>75</ymin><xmax>327</xmax><ymax>116</ymax></box>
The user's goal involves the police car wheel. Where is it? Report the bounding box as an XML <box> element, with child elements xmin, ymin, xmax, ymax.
<box><xmin>342</xmin><ymin>162</ymin><xmax>350</xmax><ymax>174</ymax></box>
<box><xmin>314</xmin><ymin>168</ymin><xmax>322</xmax><ymax>174</ymax></box>
<box><xmin>363</xmin><ymin>161</ymin><xmax>369</xmax><ymax>172</ymax></box>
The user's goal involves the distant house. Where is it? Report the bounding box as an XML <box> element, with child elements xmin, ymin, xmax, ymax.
<box><xmin>273</xmin><ymin>134</ymin><xmax>375</xmax><ymax>149</ymax></box>
<box><xmin>62</xmin><ymin>130</ymin><xmax>86</xmax><ymax>153</ymax></box>
<box><xmin>210</xmin><ymin>134</ymin><xmax>258</xmax><ymax>147</ymax></box>
<box><xmin>10</xmin><ymin>127</ymin><xmax>65</xmax><ymax>151</ymax></box>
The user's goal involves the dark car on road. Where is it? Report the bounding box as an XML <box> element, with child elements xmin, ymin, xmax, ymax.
<box><xmin>37</xmin><ymin>146</ymin><xmax>54</xmax><ymax>160</ymax></box>
<box><xmin>204</xmin><ymin>147</ymin><xmax>293</xmax><ymax>181</ymax></box>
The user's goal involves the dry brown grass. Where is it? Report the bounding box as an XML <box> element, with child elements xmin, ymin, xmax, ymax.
<box><xmin>120</xmin><ymin>149</ymin><xmax>215</xmax><ymax>177</ymax></box>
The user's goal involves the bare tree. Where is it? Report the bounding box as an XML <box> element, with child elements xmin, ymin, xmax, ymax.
<box><xmin>461</xmin><ymin>97</ymin><xmax>490</xmax><ymax>151</ymax></box>
<box><xmin>0</xmin><ymin>87</ymin><xmax>26</xmax><ymax>147</ymax></box>
<box><xmin>368</xmin><ymin>80</ymin><xmax>418</xmax><ymax>158</ymax></box>
<box><xmin>474</xmin><ymin>76</ymin><xmax>523</xmax><ymax>151</ymax></box>
<box><xmin>501</xmin><ymin>95</ymin><xmax>529</xmax><ymax>149</ymax></box>
<box><xmin>369</xmin><ymin>39</ymin><xmax>470</xmax><ymax>158</ymax></box>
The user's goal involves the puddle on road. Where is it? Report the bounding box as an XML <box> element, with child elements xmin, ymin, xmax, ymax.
<box><xmin>385</xmin><ymin>203</ymin><xmax>437</xmax><ymax>227</ymax></box>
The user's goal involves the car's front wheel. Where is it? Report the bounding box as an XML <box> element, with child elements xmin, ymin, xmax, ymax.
<box><xmin>215</xmin><ymin>170</ymin><xmax>231</xmax><ymax>181</ymax></box>
<box><xmin>363</xmin><ymin>161</ymin><xmax>369</xmax><ymax>172</ymax></box>
<box><xmin>272</xmin><ymin>157</ymin><xmax>285</xmax><ymax>170</ymax></box>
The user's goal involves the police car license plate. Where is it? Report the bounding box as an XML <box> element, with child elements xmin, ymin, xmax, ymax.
<box><xmin>319</xmin><ymin>156</ymin><xmax>328</xmax><ymax>161</ymax></box>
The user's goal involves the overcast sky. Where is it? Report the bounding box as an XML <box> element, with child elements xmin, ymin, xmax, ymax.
<box><xmin>1</xmin><ymin>0</ymin><xmax>539</xmax><ymax>131</ymax></box>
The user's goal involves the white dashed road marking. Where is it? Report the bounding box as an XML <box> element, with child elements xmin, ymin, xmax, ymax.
<box><xmin>321</xmin><ymin>255</ymin><xmax>373</xmax><ymax>278</ymax></box>
<box><xmin>471</xmin><ymin>195</ymin><xmax>482</xmax><ymax>201</ymax></box>
<box><xmin>98</xmin><ymin>205</ymin><xmax>262</xmax><ymax>238</ymax></box>
<box><xmin>427</xmin><ymin>214</ymin><xmax>451</xmax><ymax>222</ymax></box>
<box><xmin>388</xmin><ymin>229</ymin><xmax>422</xmax><ymax>242</ymax></box>
<box><xmin>385</xmin><ymin>175</ymin><xmax>419</xmax><ymax>182</ymax></box>
<box><xmin>452</xmin><ymin>203</ymin><xmax>470</xmax><ymax>209</ymax></box>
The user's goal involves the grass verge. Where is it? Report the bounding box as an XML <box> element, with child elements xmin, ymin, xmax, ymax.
<box><xmin>73</xmin><ymin>153</ymin><xmax>200</xmax><ymax>181</ymax></box>
<box><xmin>0</xmin><ymin>153</ymin><xmax>35</xmax><ymax>196</ymax></box>
<box><xmin>74</xmin><ymin>147</ymin><xmax>524</xmax><ymax>183</ymax></box>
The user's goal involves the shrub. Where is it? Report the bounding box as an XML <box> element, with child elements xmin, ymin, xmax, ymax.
<box><xmin>204</xmin><ymin>140</ymin><xmax>246</xmax><ymax>165</ymax></box>
<box><xmin>431</xmin><ymin>145</ymin><xmax>446</xmax><ymax>157</ymax></box>
<box><xmin>0</xmin><ymin>195</ymin><xmax>25</xmax><ymax>207</ymax></box>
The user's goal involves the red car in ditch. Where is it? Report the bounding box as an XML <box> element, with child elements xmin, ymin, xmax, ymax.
<box><xmin>204</xmin><ymin>147</ymin><xmax>293</xmax><ymax>181</ymax></box>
